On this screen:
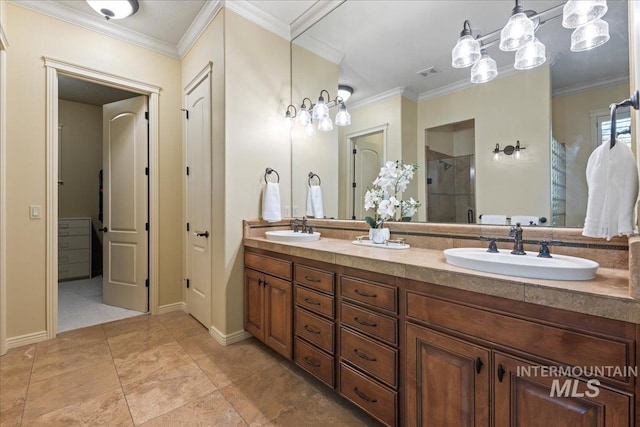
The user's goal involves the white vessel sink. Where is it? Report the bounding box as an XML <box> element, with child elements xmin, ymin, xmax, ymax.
<box><xmin>265</xmin><ymin>230</ymin><xmax>321</xmax><ymax>242</ymax></box>
<box><xmin>443</xmin><ymin>248</ymin><xmax>599</xmax><ymax>281</ymax></box>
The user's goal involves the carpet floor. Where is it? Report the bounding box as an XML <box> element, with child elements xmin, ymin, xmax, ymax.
<box><xmin>58</xmin><ymin>276</ymin><xmax>144</xmax><ymax>332</ymax></box>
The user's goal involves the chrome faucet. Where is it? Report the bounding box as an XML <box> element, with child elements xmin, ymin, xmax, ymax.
<box><xmin>509</xmin><ymin>222</ymin><xmax>526</xmax><ymax>255</ymax></box>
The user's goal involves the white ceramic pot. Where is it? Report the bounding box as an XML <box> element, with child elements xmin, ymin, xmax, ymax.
<box><xmin>369</xmin><ymin>227</ymin><xmax>390</xmax><ymax>244</ymax></box>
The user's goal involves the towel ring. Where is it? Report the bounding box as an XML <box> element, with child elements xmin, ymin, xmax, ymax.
<box><xmin>308</xmin><ymin>172</ymin><xmax>321</xmax><ymax>186</ymax></box>
<box><xmin>264</xmin><ymin>167</ymin><xmax>279</xmax><ymax>183</ymax></box>
<box><xmin>609</xmin><ymin>90</ymin><xmax>639</xmax><ymax>149</ymax></box>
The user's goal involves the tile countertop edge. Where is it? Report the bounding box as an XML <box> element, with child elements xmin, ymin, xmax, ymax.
<box><xmin>243</xmin><ymin>236</ymin><xmax>640</xmax><ymax>324</ymax></box>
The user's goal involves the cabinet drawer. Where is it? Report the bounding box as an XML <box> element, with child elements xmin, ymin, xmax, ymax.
<box><xmin>58</xmin><ymin>227</ymin><xmax>89</xmax><ymax>237</ymax></box>
<box><xmin>341</xmin><ymin>276</ymin><xmax>397</xmax><ymax>314</ymax></box>
<box><xmin>295</xmin><ymin>265</ymin><xmax>334</xmax><ymax>293</ymax></box>
<box><xmin>295</xmin><ymin>308</ymin><xmax>334</xmax><ymax>353</ymax></box>
<box><xmin>340</xmin><ymin>363</ymin><xmax>397</xmax><ymax>427</ymax></box>
<box><xmin>341</xmin><ymin>302</ymin><xmax>397</xmax><ymax>346</ymax></box>
<box><xmin>59</xmin><ymin>235</ymin><xmax>90</xmax><ymax>250</ymax></box>
<box><xmin>59</xmin><ymin>219</ymin><xmax>90</xmax><ymax>229</ymax></box>
<box><xmin>295</xmin><ymin>285</ymin><xmax>334</xmax><ymax>318</ymax></box>
<box><xmin>294</xmin><ymin>338</ymin><xmax>334</xmax><ymax>388</ymax></box>
<box><xmin>245</xmin><ymin>252</ymin><xmax>291</xmax><ymax>281</ymax></box>
<box><xmin>58</xmin><ymin>262</ymin><xmax>90</xmax><ymax>280</ymax></box>
<box><xmin>58</xmin><ymin>249</ymin><xmax>90</xmax><ymax>265</ymax></box>
<box><xmin>341</xmin><ymin>328</ymin><xmax>398</xmax><ymax>388</ymax></box>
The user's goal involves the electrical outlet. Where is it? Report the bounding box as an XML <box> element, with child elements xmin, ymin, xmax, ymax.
<box><xmin>293</xmin><ymin>206</ymin><xmax>299</xmax><ymax>217</ymax></box>
<box><xmin>29</xmin><ymin>205</ymin><xmax>41</xmax><ymax>219</ymax></box>
<box><xmin>284</xmin><ymin>206</ymin><xmax>291</xmax><ymax>217</ymax></box>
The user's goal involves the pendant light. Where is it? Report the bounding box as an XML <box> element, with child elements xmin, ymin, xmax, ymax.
<box><xmin>470</xmin><ymin>49</ymin><xmax>498</xmax><ymax>84</ymax></box>
<box><xmin>514</xmin><ymin>38</ymin><xmax>546</xmax><ymax>70</ymax></box>
<box><xmin>452</xmin><ymin>20</ymin><xmax>481</xmax><ymax>68</ymax></box>
<box><xmin>570</xmin><ymin>18</ymin><xmax>610</xmax><ymax>52</ymax></box>
<box><xmin>86</xmin><ymin>0</ymin><xmax>139</xmax><ymax>20</ymax></box>
<box><xmin>499</xmin><ymin>2</ymin><xmax>535</xmax><ymax>51</ymax></box>
<box><xmin>562</xmin><ymin>0</ymin><xmax>608</xmax><ymax>28</ymax></box>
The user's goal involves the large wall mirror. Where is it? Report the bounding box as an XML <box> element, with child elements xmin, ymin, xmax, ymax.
<box><xmin>290</xmin><ymin>1</ymin><xmax>632</xmax><ymax>228</ymax></box>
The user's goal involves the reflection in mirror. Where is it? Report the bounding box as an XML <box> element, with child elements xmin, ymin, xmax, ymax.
<box><xmin>291</xmin><ymin>1</ymin><xmax>630</xmax><ymax>227</ymax></box>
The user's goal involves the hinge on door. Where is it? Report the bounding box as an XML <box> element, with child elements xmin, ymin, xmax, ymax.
<box><xmin>145</xmin><ymin>278</ymin><xmax>149</xmax><ymax>288</ymax></box>
<box><xmin>186</xmin><ymin>166</ymin><xmax>190</xmax><ymax>176</ymax></box>
<box><xmin>145</xmin><ymin>223</ymin><xmax>149</xmax><ymax>231</ymax></box>
<box><xmin>185</xmin><ymin>278</ymin><xmax>190</xmax><ymax>288</ymax></box>
<box><xmin>353</xmin><ymin>148</ymin><xmax>357</xmax><ymax>154</ymax></box>
<box><xmin>145</xmin><ymin>111</ymin><xmax>149</xmax><ymax>120</ymax></box>
<box><xmin>145</xmin><ymin>167</ymin><xmax>149</xmax><ymax>176</ymax></box>
<box><xmin>186</xmin><ymin>223</ymin><xmax>190</xmax><ymax>231</ymax></box>
<box><xmin>181</xmin><ymin>109</ymin><xmax>189</xmax><ymax>120</ymax></box>
<box><xmin>352</xmin><ymin>182</ymin><xmax>357</xmax><ymax>188</ymax></box>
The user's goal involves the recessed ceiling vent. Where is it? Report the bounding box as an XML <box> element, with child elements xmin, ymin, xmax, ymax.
<box><xmin>417</xmin><ymin>67</ymin><xmax>440</xmax><ymax>78</ymax></box>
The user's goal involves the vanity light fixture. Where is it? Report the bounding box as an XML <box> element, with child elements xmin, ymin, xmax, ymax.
<box><xmin>492</xmin><ymin>141</ymin><xmax>526</xmax><ymax>161</ymax></box>
<box><xmin>452</xmin><ymin>0</ymin><xmax>609</xmax><ymax>83</ymax></box>
<box><xmin>86</xmin><ymin>0</ymin><xmax>139</xmax><ymax>20</ymax></box>
<box><xmin>284</xmin><ymin>89</ymin><xmax>352</xmax><ymax>133</ymax></box>
<box><xmin>471</xmin><ymin>48</ymin><xmax>498</xmax><ymax>84</ymax></box>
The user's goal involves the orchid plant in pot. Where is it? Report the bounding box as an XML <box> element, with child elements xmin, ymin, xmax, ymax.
<box><xmin>364</xmin><ymin>160</ymin><xmax>421</xmax><ymax>243</ymax></box>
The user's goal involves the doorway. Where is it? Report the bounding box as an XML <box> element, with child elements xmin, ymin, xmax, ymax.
<box><xmin>45</xmin><ymin>58</ymin><xmax>161</xmax><ymax>339</ymax></box>
<box><xmin>57</xmin><ymin>76</ymin><xmax>147</xmax><ymax>332</ymax></box>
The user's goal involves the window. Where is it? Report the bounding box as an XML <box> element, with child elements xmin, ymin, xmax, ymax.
<box><xmin>597</xmin><ymin>107</ymin><xmax>631</xmax><ymax>148</ymax></box>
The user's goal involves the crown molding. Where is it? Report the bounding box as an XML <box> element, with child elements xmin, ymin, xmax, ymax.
<box><xmin>349</xmin><ymin>87</ymin><xmax>418</xmax><ymax>112</ymax></box>
<box><xmin>293</xmin><ymin>33</ymin><xmax>344</xmax><ymax>64</ymax></box>
<box><xmin>177</xmin><ymin>0</ymin><xmax>223</xmax><ymax>57</ymax></box>
<box><xmin>552</xmin><ymin>74</ymin><xmax>629</xmax><ymax>98</ymax></box>
<box><xmin>290</xmin><ymin>0</ymin><xmax>344</xmax><ymax>40</ymax></box>
<box><xmin>8</xmin><ymin>0</ymin><xmax>179</xmax><ymax>58</ymax></box>
<box><xmin>224</xmin><ymin>0</ymin><xmax>290</xmax><ymax>40</ymax></box>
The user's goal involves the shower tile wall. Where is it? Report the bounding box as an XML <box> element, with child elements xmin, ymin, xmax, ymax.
<box><xmin>427</xmin><ymin>154</ymin><xmax>476</xmax><ymax>223</ymax></box>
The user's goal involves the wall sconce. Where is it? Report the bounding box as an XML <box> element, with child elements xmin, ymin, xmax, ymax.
<box><xmin>452</xmin><ymin>0</ymin><xmax>610</xmax><ymax>84</ymax></box>
<box><xmin>284</xmin><ymin>88</ymin><xmax>352</xmax><ymax>133</ymax></box>
<box><xmin>493</xmin><ymin>141</ymin><xmax>526</xmax><ymax>161</ymax></box>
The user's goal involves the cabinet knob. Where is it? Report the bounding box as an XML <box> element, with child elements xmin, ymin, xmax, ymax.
<box><xmin>476</xmin><ymin>357</ymin><xmax>483</xmax><ymax>374</ymax></box>
<box><xmin>497</xmin><ymin>364</ymin><xmax>506</xmax><ymax>382</ymax></box>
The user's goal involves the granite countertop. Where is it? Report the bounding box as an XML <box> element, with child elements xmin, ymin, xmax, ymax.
<box><xmin>244</xmin><ymin>235</ymin><xmax>640</xmax><ymax>324</ymax></box>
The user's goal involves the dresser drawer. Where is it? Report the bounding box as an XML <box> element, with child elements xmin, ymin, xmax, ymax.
<box><xmin>341</xmin><ymin>328</ymin><xmax>398</xmax><ymax>388</ymax></box>
<box><xmin>58</xmin><ymin>227</ymin><xmax>90</xmax><ymax>237</ymax></box>
<box><xmin>341</xmin><ymin>302</ymin><xmax>397</xmax><ymax>346</ymax></box>
<box><xmin>59</xmin><ymin>235</ymin><xmax>90</xmax><ymax>250</ymax></box>
<box><xmin>341</xmin><ymin>276</ymin><xmax>397</xmax><ymax>314</ymax></box>
<box><xmin>294</xmin><ymin>338</ymin><xmax>334</xmax><ymax>388</ymax></box>
<box><xmin>295</xmin><ymin>308</ymin><xmax>334</xmax><ymax>353</ymax></box>
<box><xmin>295</xmin><ymin>285</ymin><xmax>334</xmax><ymax>318</ymax></box>
<box><xmin>58</xmin><ymin>249</ymin><xmax>90</xmax><ymax>265</ymax></box>
<box><xmin>245</xmin><ymin>252</ymin><xmax>291</xmax><ymax>281</ymax></box>
<box><xmin>58</xmin><ymin>262</ymin><xmax>90</xmax><ymax>280</ymax></box>
<box><xmin>295</xmin><ymin>265</ymin><xmax>334</xmax><ymax>294</ymax></box>
<box><xmin>59</xmin><ymin>218</ymin><xmax>90</xmax><ymax>229</ymax></box>
<box><xmin>340</xmin><ymin>363</ymin><xmax>397</xmax><ymax>427</ymax></box>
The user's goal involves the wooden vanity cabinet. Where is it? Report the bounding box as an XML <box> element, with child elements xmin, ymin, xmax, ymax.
<box><xmin>244</xmin><ymin>251</ymin><xmax>293</xmax><ymax>359</ymax></box>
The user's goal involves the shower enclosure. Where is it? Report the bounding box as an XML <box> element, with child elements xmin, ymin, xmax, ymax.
<box><xmin>427</xmin><ymin>153</ymin><xmax>476</xmax><ymax>223</ymax></box>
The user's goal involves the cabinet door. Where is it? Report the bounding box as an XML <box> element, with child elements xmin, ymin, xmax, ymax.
<box><xmin>244</xmin><ymin>268</ymin><xmax>264</xmax><ymax>340</ymax></box>
<box><xmin>494</xmin><ymin>352</ymin><xmax>631</xmax><ymax>427</ymax></box>
<box><xmin>406</xmin><ymin>323</ymin><xmax>490</xmax><ymax>427</ymax></box>
<box><xmin>264</xmin><ymin>275</ymin><xmax>293</xmax><ymax>359</ymax></box>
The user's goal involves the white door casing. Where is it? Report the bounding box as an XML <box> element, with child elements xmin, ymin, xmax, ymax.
<box><xmin>102</xmin><ymin>96</ymin><xmax>148</xmax><ymax>312</ymax></box>
<box><xmin>185</xmin><ymin>65</ymin><xmax>212</xmax><ymax>328</ymax></box>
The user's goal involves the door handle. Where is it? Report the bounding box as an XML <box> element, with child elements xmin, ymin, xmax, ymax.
<box><xmin>194</xmin><ymin>231</ymin><xmax>209</xmax><ymax>238</ymax></box>
<box><xmin>100</xmin><ymin>227</ymin><xmax>108</xmax><ymax>233</ymax></box>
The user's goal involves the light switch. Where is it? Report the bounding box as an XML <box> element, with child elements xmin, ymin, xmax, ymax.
<box><xmin>30</xmin><ymin>205</ymin><xmax>41</xmax><ymax>219</ymax></box>
<box><xmin>284</xmin><ymin>206</ymin><xmax>291</xmax><ymax>217</ymax></box>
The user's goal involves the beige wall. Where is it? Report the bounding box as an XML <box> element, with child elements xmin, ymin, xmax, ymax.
<box><xmin>58</xmin><ymin>100</ymin><xmax>102</xmax><ymax>236</ymax></box>
<box><xmin>417</xmin><ymin>65</ymin><xmax>552</xmax><ymax>222</ymax></box>
<box><xmin>291</xmin><ymin>44</ymin><xmax>339</xmax><ymax>219</ymax></box>
<box><xmin>552</xmin><ymin>83</ymin><xmax>630</xmax><ymax>227</ymax></box>
<box><xmin>5</xmin><ymin>3</ymin><xmax>183</xmax><ymax>338</ymax></box>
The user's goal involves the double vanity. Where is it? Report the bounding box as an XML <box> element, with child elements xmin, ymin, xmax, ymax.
<box><xmin>243</xmin><ymin>218</ymin><xmax>640</xmax><ymax>426</ymax></box>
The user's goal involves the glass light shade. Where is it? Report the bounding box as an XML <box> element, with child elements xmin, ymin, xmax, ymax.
<box><xmin>470</xmin><ymin>52</ymin><xmax>498</xmax><ymax>84</ymax></box>
<box><xmin>284</xmin><ymin>112</ymin><xmax>293</xmax><ymax>129</ymax></box>
<box><xmin>304</xmin><ymin>121</ymin><xmax>315</xmax><ymax>136</ymax></box>
<box><xmin>514</xmin><ymin>38</ymin><xmax>546</xmax><ymax>70</ymax></box>
<box><xmin>570</xmin><ymin>19</ymin><xmax>610</xmax><ymax>52</ymax></box>
<box><xmin>318</xmin><ymin>116</ymin><xmax>334</xmax><ymax>132</ymax></box>
<box><xmin>451</xmin><ymin>35</ymin><xmax>481</xmax><ymax>68</ymax></box>
<box><xmin>514</xmin><ymin>147</ymin><xmax>524</xmax><ymax>160</ymax></box>
<box><xmin>297</xmin><ymin>107</ymin><xmax>311</xmax><ymax>126</ymax></box>
<box><xmin>312</xmin><ymin>98</ymin><xmax>329</xmax><ymax>119</ymax></box>
<box><xmin>499</xmin><ymin>12</ymin><xmax>535</xmax><ymax>51</ymax></box>
<box><xmin>86</xmin><ymin>0</ymin><xmax>137</xmax><ymax>19</ymax></box>
<box><xmin>493</xmin><ymin>151</ymin><xmax>503</xmax><ymax>161</ymax></box>
<box><xmin>562</xmin><ymin>0</ymin><xmax>608</xmax><ymax>29</ymax></box>
<box><xmin>335</xmin><ymin>104</ymin><xmax>351</xmax><ymax>126</ymax></box>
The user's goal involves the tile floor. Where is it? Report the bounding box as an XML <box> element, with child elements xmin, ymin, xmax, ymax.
<box><xmin>0</xmin><ymin>311</ymin><xmax>382</xmax><ymax>426</ymax></box>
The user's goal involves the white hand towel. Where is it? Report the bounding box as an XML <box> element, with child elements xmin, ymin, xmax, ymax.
<box><xmin>480</xmin><ymin>214</ymin><xmax>507</xmax><ymax>225</ymax></box>
<box><xmin>306</xmin><ymin>185</ymin><xmax>324</xmax><ymax>218</ymax></box>
<box><xmin>583</xmin><ymin>138</ymin><xmax>639</xmax><ymax>240</ymax></box>
<box><xmin>262</xmin><ymin>182</ymin><xmax>282</xmax><ymax>222</ymax></box>
<box><xmin>511</xmin><ymin>215</ymin><xmax>540</xmax><ymax>226</ymax></box>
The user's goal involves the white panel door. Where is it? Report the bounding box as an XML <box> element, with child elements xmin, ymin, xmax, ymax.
<box><xmin>185</xmin><ymin>75</ymin><xmax>212</xmax><ymax>328</ymax></box>
<box><xmin>353</xmin><ymin>133</ymin><xmax>384</xmax><ymax>220</ymax></box>
<box><xmin>102</xmin><ymin>96</ymin><xmax>148</xmax><ymax>312</ymax></box>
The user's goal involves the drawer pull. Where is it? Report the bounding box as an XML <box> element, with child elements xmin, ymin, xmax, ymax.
<box><xmin>497</xmin><ymin>364</ymin><xmax>506</xmax><ymax>382</ymax></box>
<box><xmin>59</xmin><ymin>256</ymin><xmax>69</xmax><ymax>263</ymax></box>
<box><xmin>354</xmin><ymin>317</ymin><xmax>377</xmax><ymax>328</ymax></box>
<box><xmin>59</xmin><ymin>231</ymin><xmax>69</xmax><ymax>237</ymax></box>
<box><xmin>353</xmin><ymin>387</ymin><xmax>377</xmax><ymax>403</ymax></box>
<box><xmin>476</xmin><ymin>357</ymin><xmax>483</xmax><ymax>374</ymax></box>
<box><xmin>303</xmin><ymin>325</ymin><xmax>321</xmax><ymax>335</ymax></box>
<box><xmin>59</xmin><ymin>242</ymin><xmax>69</xmax><ymax>248</ymax></box>
<box><xmin>353</xmin><ymin>348</ymin><xmax>377</xmax><ymax>362</ymax></box>
<box><xmin>59</xmin><ymin>224</ymin><xmax>69</xmax><ymax>229</ymax></box>
<box><xmin>303</xmin><ymin>356</ymin><xmax>320</xmax><ymax>368</ymax></box>
<box><xmin>303</xmin><ymin>297</ymin><xmax>321</xmax><ymax>305</ymax></box>
<box><xmin>304</xmin><ymin>275</ymin><xmax>321</xmax><ymax>283</ymax></box>
<box><xmin>354</xmin><ymin>289</ymin><xmax>377</xmax><ymax>298</ymax></box>
<box><xmin>258</xmin><ymin>278</ymin><xmax>264</xmax><ymax>287</ymax></box>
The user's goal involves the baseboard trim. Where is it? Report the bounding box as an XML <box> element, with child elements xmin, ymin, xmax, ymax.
<box><xmin>209</xmin><ymin>326</ymin><xmax>252</xmax><ymax>346</ymax></box>
<box><xmin>158</xmin><ymin>302</ymin><xmax>187</xmax><ymax>315</ymax></box>
<box><xmin>7</xmin><ymin>330</ymin><xmax>48</xmax><ymax>349</ymax></box>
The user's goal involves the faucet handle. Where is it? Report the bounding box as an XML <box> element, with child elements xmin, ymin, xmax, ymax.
<box><xmin>479</xmin><ymin>236</ymin><xmax>499</xmax><ymax>253</ymax></box>
<box><xmin>537</xmin><ymin>239</ymin><xmax>561</xmax><ymax>258</ymax></box>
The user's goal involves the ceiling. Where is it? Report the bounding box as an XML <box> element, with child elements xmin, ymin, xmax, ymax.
<box><xmin>14</xmin><ymin>0</ymin><xmax>629</xmax><ymax>107</ymax></box>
